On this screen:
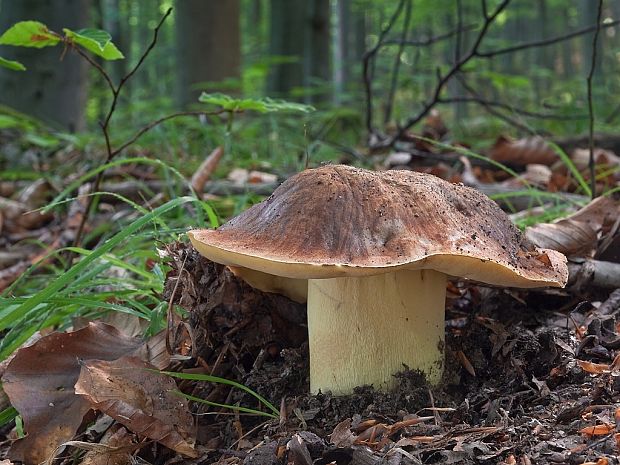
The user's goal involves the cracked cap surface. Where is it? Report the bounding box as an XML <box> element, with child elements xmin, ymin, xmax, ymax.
<box><xmin>189</xmin><ymin>164</ymin><xmax>568</xmax><ymax>288</ymax></box>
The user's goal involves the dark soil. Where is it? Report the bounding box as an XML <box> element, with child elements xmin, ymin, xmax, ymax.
<box><xmin>164</xmin><ymin>243</ymin><xmax>620</xmax><ymax>465</ymax></box>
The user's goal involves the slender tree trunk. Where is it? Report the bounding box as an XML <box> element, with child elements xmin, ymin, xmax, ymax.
<box><xmin>268</xmin><ymin>0</ymin><xmax>330</xmax><ymax>102</ymax></box>
<box><xmin>334</xmin><ymin>0</ymin><xmax>350</xmax><ymax>102</ymax></box>
<box><xmin>561</xmin><ymin>8</ymin><xmax>574</xmax><ymax>78</ymax></box>
<box><xmin>267</xmin><ymin>0</ymin><xmax>306</xmax><ymax>97</ymax></box>
<box><xmin>306</xmin><ymin>0</ymin><xmax>330</xmax><ymax>103</ymax></box>
<box><xmin>0</xmin><ymin>0</ymin><xmax>90</xmax><ymax>132</ymax></box>
<box><xmin>175</xmin><ymin>0</ymin><xmax>241</xmax><ymax>108</ymax></box>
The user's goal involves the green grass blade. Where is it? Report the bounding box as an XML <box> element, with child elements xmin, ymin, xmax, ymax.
<box><xmin>174</xmin><ymin>391</ymin><xmax>277</xmax><ymax>418</ymax></box>
<box><xmin>0</xmin><ymin>407</ymin><xmax>17</xmax><ymax>427</ymax></box>
<box><xmin>43</xmin><ymin>157</ymin><xmax>190</xmax><ymax>213</ymax></box>
<box><xmin>161</xmin><ymin>370</ymin><xmax>280</xmax><ymax>417</ymax></box>
<box><xmin>547</xmin><ymin>141</ymin><xmax>591</xmax><ymax>197</ymax></box>
<box><xmin>0</xmin><ymin>196</ymin><xmax>195</xmax><ymax>359</ymax></box>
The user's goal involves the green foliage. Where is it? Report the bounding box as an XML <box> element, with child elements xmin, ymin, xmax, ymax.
<box><xmin>0</xmin><ymin>196</ymin><xmax>199</xmax><ymax>359</ymax></box>
<box><xmin>162</xmin><ymin>371</ymin><xmax>280</xmax><ymax>418</ymax></box>
<box><xmin>0</xmin><ymin>407</ymin><xmax>18</xmax><ymax>428</ymax></box>
<box><xmin>0</xmin><ymin>21</ymin><xmax>123</xmax><ymax>69</ymax></box>
<box><xmin>63</xmin><ymin>28</ymin><xmax>124</xmax><ymax>60</ymax></box>
<box><xmin>0</xmin><ymin>56</ymin><xmax>25</xmax><ymax>71</ymax></box>
<box><xmin>0</xmin><ymin>21</ymin><xmax>60</xmax><ymax>48</ymax></box>
<box><xmin>199</xmin><ymin>92</ymin><xmax>315</xmax><ymax>114</ymax></box>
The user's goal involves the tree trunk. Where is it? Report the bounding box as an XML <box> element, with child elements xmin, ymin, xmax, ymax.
<box><xmin>268</xmin><ymin>0</ymin><xmax>330</xmax><ymax>102</ymax></box>
<box><xmin>306</xmin><ymin>0</ymin><xmax>330</xmax><ymax>103</ymax></box>
<box><xmin>334</xmin><ymin>0</ymin><xmax>350</xmax><ymax>102</ymax></box>
<box><xmin>267</xmin><ymin>0</ymin><xmax>306</xmax><ymax>97</ymax></box>
<box><xmin>0</xmin><ymin>0</ymin><xmax>90</xmax><ymax>132</ymax></box>
<box><xmin>175</xmin><ymin>0</ymin><xmax>241</xmax><ymax>108</ymax></box>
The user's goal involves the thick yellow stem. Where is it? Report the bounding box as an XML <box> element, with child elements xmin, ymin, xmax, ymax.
<box><xmin>307</xmin><ymin>269</ymin><xmax>447</xmax><ymax>395</ymax></box>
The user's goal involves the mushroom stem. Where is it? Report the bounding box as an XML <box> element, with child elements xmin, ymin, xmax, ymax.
<box><xmin>307</xmin><ymin>269</ymin><xmax>447</xmax><ymax>395</ymax></box>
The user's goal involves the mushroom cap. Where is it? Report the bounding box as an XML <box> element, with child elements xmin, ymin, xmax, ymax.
<box><xmin>189</xmin><ymin>165</ymin><xmax>568</xmax><ymax>288</ymax></box>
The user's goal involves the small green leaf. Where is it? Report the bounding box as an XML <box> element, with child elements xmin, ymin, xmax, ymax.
<box><xmin>0</xmin><ymin>56</ymin><xmax>25</xmax><ymax>71</ymax></box>
<box><xmin>63</xmin><ymin>28</ymin><xmax>124</xmax><ymax>60</ymax></box>
<box><xmin>0</xmin><ymin>21</ymin><xmax>60</xmax><ymax>48</ymax></box>
<box><xmin>199</xmin><ymin>92</ymin><xmax>314</xmax><ymax>114</ymax></box>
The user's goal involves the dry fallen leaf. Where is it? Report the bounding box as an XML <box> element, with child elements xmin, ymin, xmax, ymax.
<box><xmin>75</xmin><ymin>356</ymin><xmax>197</xmax><ymax>458</ymax></box>
<box><xmin>329</xmin><ymin>419</ymin><xmax>357</xmax><ymax>447</ymax></box>
<box><xmin>80</xmin><ymin>425</ymin><xmax>139</xmax><ymax>465</ymax></box>
<box><xmin>578</xmin><ymin>424</ymin><xmax>615</xmax><ymax>437</ymax></box>
<box><xmin>525</xmin><ymin>197</ymin><xmax>620</xmax><ymax>257</ymax></box>
<box><xmin>2</xmin><ymin>323</ymin><xmax>143</xmax><ymax>465</ymax></box>
<box><xmin>577</xmin><ymin>360</ymin><xmax>610</xmax><ymax>374</ymax></box>
<box><xmin>489</xmin><ymin>135</ymin><xmax>557</xmax><ymax>166</ymax></box>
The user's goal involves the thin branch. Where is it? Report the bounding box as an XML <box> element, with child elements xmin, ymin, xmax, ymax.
<box><xmin>481</xmin><ymin>0</ymin><xmax>488</xmax><ymax>20</ymax></box>
<box><xmin>116</xmin><ymin>9</ymin><xmax>172</xmax><ymax>99</ymax></box>
<box><xmin>587</xmin><ymin>0</ymin><xmax>603</xmax><ymax>199</ymax></box>
<box><xmin>71</xmin><ymin>7</ymin><xmax>174</xmax><ymax>251</ymax></box>
<box><xmin>382</xmin><ymin>24</ymin><xmax>477</xmax><ymax>47</ymax></box>
<box><xmin>72</xmin><ymin>45</ymin><xmax>116</xmax><ymax>93</ymax></box>
<box><xmin>103</xmin><ymin>7</ymin><xmax>173</xmax><ymax>129</ymax></box>
<box><xmin>384</xmin><ymin>0</ymin><xmax>511</xmax><ymax>147</ymax></box>
<box><xmin>111</xmin><ymin>110</ymin><xmax>226</xmax><ymax>157</ymax></box>
<box><xmin>477</xmin><ymin>18</ymin><xmax>620</xmax><ymax>58</ymax></box>
<box><xmin>455</xmin><ymin>76</ymin><xmax>537</xmax><ymax>134</ymax></box>
<box><xmin>437</xmin><ymin>97</ymin><xmax>587</xmax><ymax>121</ymax></box>
<box><xmin>363</xmin><ymin>0</ymin><xmax>407</xmax><ymax>137</ymax></box>
<box><xmin>384</xmin><ymin>0</ymin><xmax>412</xmax><ymax>125</ymax></box>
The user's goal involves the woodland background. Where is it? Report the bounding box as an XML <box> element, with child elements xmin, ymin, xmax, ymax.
<box><xmin>1</xmin><ymin>0</ymin><xmax>620</xmax><ymax>170</ymax></box>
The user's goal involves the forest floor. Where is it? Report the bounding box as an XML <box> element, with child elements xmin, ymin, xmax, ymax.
<box><xmin>161</xmin><ymin>245</ymin><xmax>620</xmax><ymax>465</ymax></box>
<box><xmin>1</xmin><ymin>124</ymin><xmax>620</xmax><ymax>465</ymax></box>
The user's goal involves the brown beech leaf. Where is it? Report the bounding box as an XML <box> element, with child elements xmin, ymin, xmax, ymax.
<box><xmin>565</xmin><ymin>196</ymin><xmax>620</xmax><ymax>232</ymax></box>
<box><xmin>525</xmin><ymin>197</ymin><xmax>619</xmax><ymax>257</ymax></box>
<box><xmin>1</xmin><ymin>322</ymin><xmax>143</xmax><ymax>465</ymax></box>
<box><xmin>525</xmin><ymin>219</ymin><xmax>597</xmax><ymax>256</ymax></box>
<box><xmin>329</xmin><ymin>419</ymin><xmax>357</xmax><ymax>447</ymax></box>
<box><xmin>80</xmin><ymin>425</ymin><xmax>139</xmax><ymax>465</ymax></box>
<box><xmin>75</xmin><ymin>356</ymin><xmax>197</xmax><ymax>458</ymax></box>
<box><xmin>489</xmin><ymin>135</ymin><xmax>557</xmax><ymax>166</ymax></box>
<box><xmin>578</xmin><ymin>424</ymin><xmax>615</xmax><ymax>437</ymax></box>
<box><xmin>577</xmin><ymin>359</ymin><xmax>610</xmax><ymax>374</ymax></box>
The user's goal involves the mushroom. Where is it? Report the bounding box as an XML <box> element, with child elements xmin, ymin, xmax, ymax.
<box><xmin>188</xmin><ymin>165</ymin><xmax>568</xmax><ymax>395</ymax></box>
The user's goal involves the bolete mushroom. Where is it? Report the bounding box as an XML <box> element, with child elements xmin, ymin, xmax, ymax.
<box><xmin>188</xmin><ymin>165</ymin><xmax>568</xmax><ymax>395</ymax></box>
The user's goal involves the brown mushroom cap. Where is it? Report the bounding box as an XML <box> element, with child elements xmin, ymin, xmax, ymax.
<box><xmin>189</xmin><ymin>164</ymin><xmax>567</xmax><ymax>288</ymax></box>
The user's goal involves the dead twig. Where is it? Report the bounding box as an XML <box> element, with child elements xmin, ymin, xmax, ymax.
<box><xmin>384</xmin><ymin>0</ymin><xmax>412</xmax><ymax>125</ymax></box>
<box><xmin>476</xmin><ymin>18</ymin><xmax>620</xmax><ymax>58</ymax></box>
<box><xmin>383</xmin><ymin>0</ymin><xmax>511</xmax><ymax>148</ymax></box>
<box><xmin>437</xmin><ymin>97</ymin><xmax>587</xmax><ymax>121</ymax></box>
<box><xmin>363</xmin><ymin>0</ymin><xmax>407</xmax><ymax>137</ymax></box>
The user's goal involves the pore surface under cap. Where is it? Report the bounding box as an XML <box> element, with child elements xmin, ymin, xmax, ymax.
<box><xmin>189</xmin><ymin>165</ymin><xmax>567</xmax><ymax>287</ymax></box>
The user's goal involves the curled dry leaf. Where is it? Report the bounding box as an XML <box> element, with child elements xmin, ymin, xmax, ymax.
<box><xmin>525</xmin><ymin>197</ymin><xmax>620</xmax><ymax>257</ymax></box>
<box><xmin>578</xmin><ymin>424</ymin><xmax>615</xmax><ymax>437</ymax></box>
<box><xmin>329</xmin><ymin>419</ymin><xmax>357</xmax><ymax>448</ymax></box>
<box><xmin>1</xmin><ymin>322</ymin><xmax>143</xmax><ymax>465</ymax></box>
<box><xmin>525</xmin><ymin>220</ymin><xmax>597</xmax><ymax>257</ymax></box>
<box><xmin>577</xmin><ymin>360</ymin><xmax>610</xmax><ymax>374</ymax></box>
<box><xmin>489</xmin><ymin>135</ymin><xmax>557</xmax><ymax>166</ymax></box>
<box><xmin>74</xmin><ymin>356</ymin><xmax>197</xmax><ymax>458</ymax></box>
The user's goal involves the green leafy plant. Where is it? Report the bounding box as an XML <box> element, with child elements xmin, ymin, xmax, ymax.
<box><xmin>0</xmin><ymin>20</ymin><xmax>123</xmax><ymax>70</ymax></box>
<box><xmin>199</xmin><ymin>92</ymin><xmax>314</xmax><ymax>114</ymax></box>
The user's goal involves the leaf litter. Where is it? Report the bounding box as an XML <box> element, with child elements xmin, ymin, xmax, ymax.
<box><xmin>2</xmin><ymin>127</ymin><xmax>620</xmax><ymax>464</ymax></box>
